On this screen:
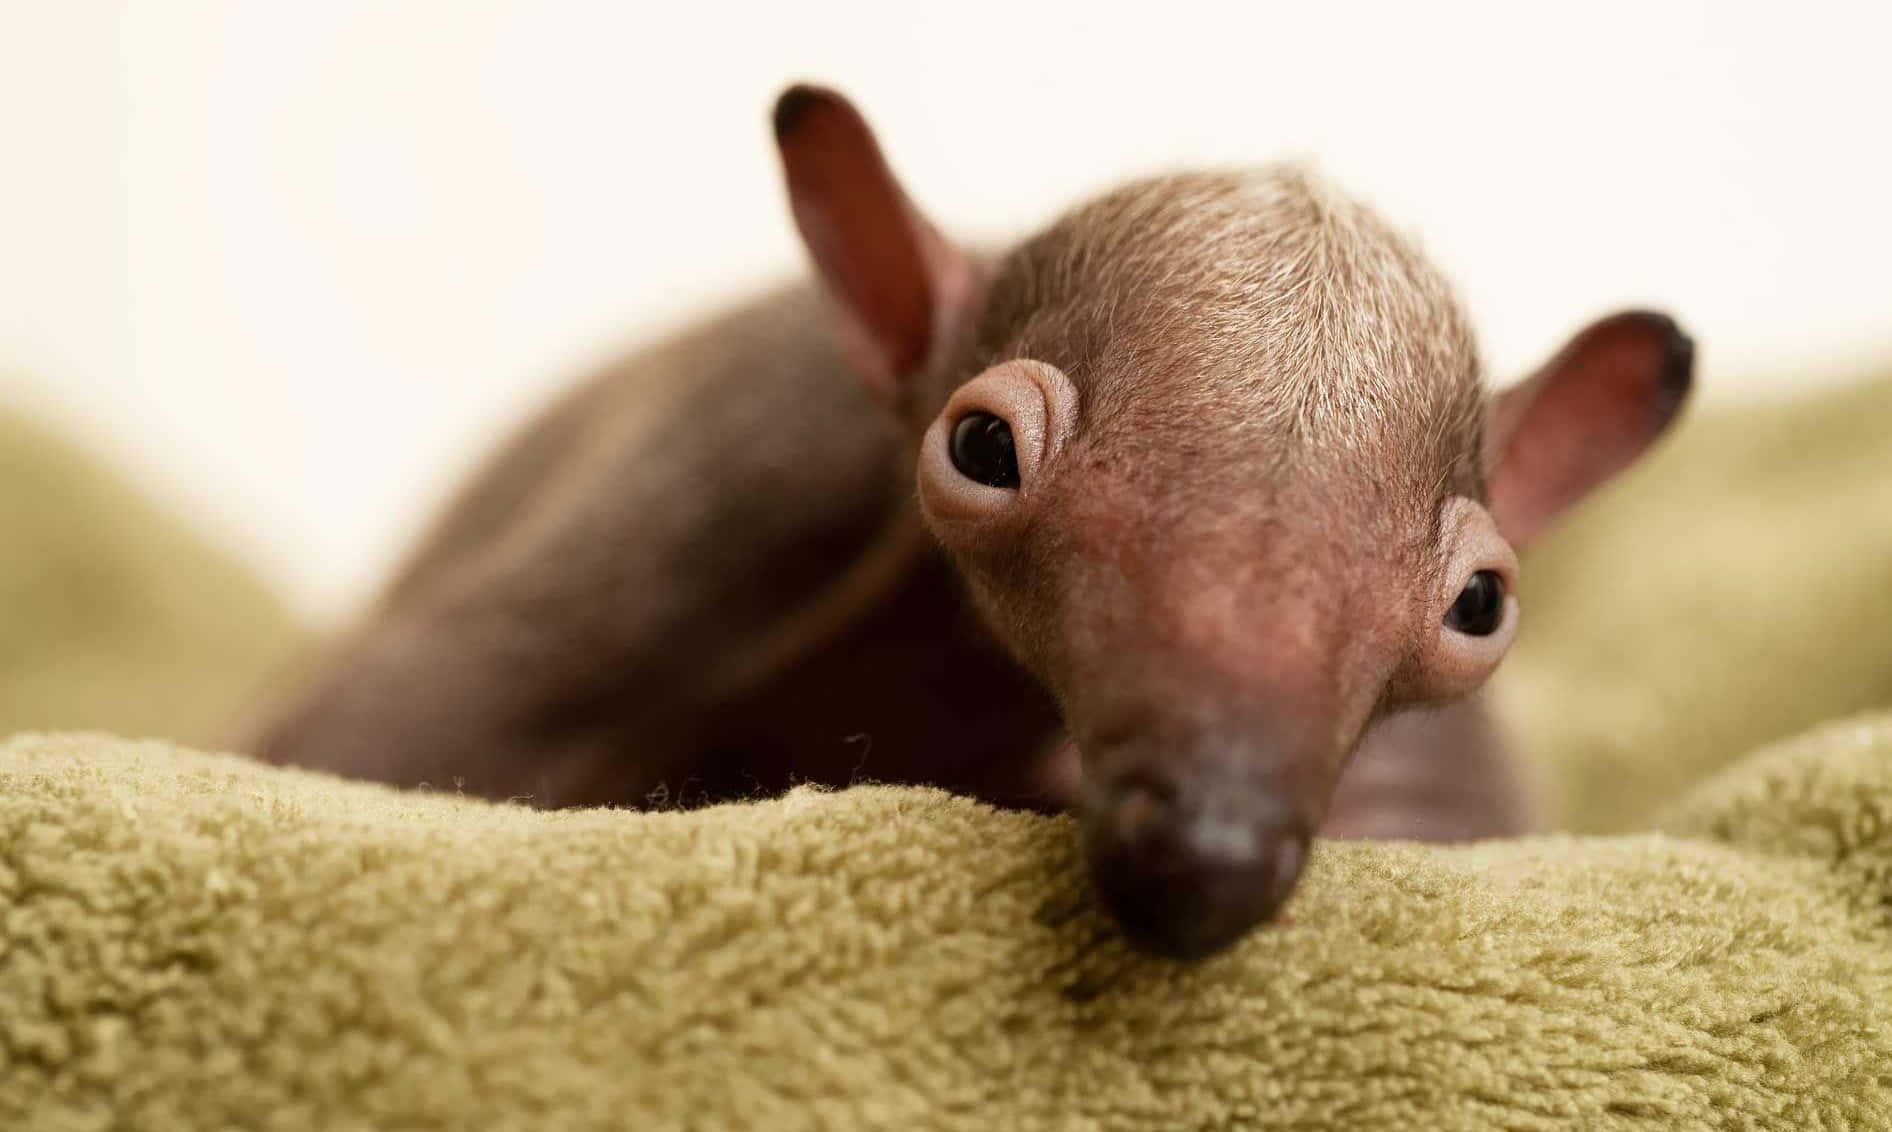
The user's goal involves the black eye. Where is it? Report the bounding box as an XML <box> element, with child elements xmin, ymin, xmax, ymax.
<box><xmin>1445</xmin><ymin>570</ymin><xmax>1505</xmax><ymax>636</ymax></box>
<box><xmin>949</xmin><ymin>412</ymin><xmax>1020</xmax><ymax>489</ymax></box>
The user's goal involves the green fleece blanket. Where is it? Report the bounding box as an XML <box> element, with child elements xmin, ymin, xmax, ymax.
<box><xmin>3</xmin><ymin>721</ymin><xmax>1890</xmax><ymax>1128</ymax></box>
<box><xmin>0</xmin><ymin>410</ymin><xmax>300</xmax><ymax>746</ymax></box>
<box><xmin>3</xmin><ymin>371</ymin><xmax>1892</xmax><ymax>1127</ymax></box>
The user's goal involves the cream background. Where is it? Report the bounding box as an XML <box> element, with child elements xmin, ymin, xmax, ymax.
<box><xmin>4</xmin><ymin>1</ymin><xmax>1889</xmax><ymax>617</ymax></box>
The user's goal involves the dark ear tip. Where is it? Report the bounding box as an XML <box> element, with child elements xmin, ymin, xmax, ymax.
<box><xmin>772</xmin><ymin>83</ymin><xmax>837</xmax><ymax>139</ymax></box>
<box><xmin>1640</xmin><ymin>312</ymin><xmax>1694</xmax><ymax>399</ymax></box>
<box><xmin>1662</xmin><ymin>325</ymin><xmax>1696</xmax><ymax>398</ymax></box>
<box><xmin>1615</xmin><ymin>309</ymin><xmax>1695</xmax><ymax>398</ymax></box>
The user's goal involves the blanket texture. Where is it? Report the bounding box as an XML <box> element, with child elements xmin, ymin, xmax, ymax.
<box><xmin>3</xmin><ymin>368</ymin><xmax>1892</xmax><ymax>1129</ymax></box>
<box><xmin>3</xmin><ymin>721</ymin><xmax>1891</xmax><ymax>1129</ymax></box>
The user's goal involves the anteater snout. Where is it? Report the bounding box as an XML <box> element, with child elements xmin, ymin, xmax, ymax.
<box><xmin>1080</xmin><ymin>769</ymin><xmax>1311</xmax><ymax>960</ymax></box>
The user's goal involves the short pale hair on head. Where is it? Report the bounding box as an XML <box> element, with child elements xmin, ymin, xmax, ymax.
<box><xmin>980</xmin><ymin>166</ymin><xmax>1488</xmax><ymax>506</ymax></box>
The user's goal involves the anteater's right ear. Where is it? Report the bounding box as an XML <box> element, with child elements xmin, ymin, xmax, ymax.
<box><xmin>773</xmin><ymin>84</ymin><xmax>971</xmax><ymax>400</ymax></box>
<box><xmin>1486</xmin><ymin>310</ymin><xmax>1695</xmax><ymax>550</ymax></box>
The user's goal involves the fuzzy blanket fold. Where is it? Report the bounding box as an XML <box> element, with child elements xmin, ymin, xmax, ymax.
<box><xmin>4</xmin><ymin>719</ymin><xmax>1890</xmax><ymax>1129</ymax></box>
<box><xmin>6</xmin><ymin>375</ymin><xmax>1892</xmax><ymax>1128</ymax></box>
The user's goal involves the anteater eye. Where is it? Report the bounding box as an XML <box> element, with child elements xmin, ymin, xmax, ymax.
<box><xmin>949</xmin><ymin>411</ymin><xmax>1020</xmax><ymax>489</ymax></box>
<box><xmin>1445</xmin><ymin>570</ymin><xmax>1505</xmax><ymax>636</ymax></box>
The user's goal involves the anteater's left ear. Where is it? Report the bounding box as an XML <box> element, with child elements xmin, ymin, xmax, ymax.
<box><xmin>773</xmin><ymin>83</ymin><xmax>972</xmax><ymax>403</ymax></box>
<box><xmin>1487</xmin><ymin>310</ymin><xmax>1695</xmax><ymax>550</ymax></box>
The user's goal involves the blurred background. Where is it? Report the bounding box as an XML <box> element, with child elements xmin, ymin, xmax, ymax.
<box><xmin>6</xmin><ymin>0</ymin><xmax>1890</xmax><ymax>621</ymax></box>
<box><xmin>4</xmin><ymin>1</ymin><xmax>1890</xmax><ymax>830</ymax></box>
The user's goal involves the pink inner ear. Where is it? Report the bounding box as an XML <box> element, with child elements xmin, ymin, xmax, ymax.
<box><xmin>1488</xmin><ymin>311</ymin><xmax>1693</xmax><ymax>549</ymax></box>
<box><xmin>774</xmin><ymin>86</ymin><xmax>942</xmax><ymax>391</ymax></box>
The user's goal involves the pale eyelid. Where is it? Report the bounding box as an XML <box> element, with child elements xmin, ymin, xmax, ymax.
<box><xmin>1436</xmin><ymin>498</ymin><xmax>1519</xmax><ymax>613</ymax></box>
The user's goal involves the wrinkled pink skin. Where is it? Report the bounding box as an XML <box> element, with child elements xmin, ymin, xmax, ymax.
<box><xmin>240</xmin><ymin>86</ymin><xmax>1693</xmax><ymax>959</ymax></box>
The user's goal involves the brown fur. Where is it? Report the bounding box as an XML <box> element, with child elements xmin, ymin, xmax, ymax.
<box><xmin>238</xmin><ymin>86</ymin><xmax>1691</xmax><ymax>957</ymax></box>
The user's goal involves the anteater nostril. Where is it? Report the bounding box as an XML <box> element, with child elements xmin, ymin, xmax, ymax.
<box><xmin>1109</xmin><ymin>775</ymin><xmax>1180</xmax><ymax>846</ymax></box>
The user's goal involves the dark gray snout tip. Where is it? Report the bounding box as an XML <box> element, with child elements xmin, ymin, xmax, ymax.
<box><xmin>1081</xmin><ymin>774</ymin><xmax>1311</xmax><ymax>960</ymax></box>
